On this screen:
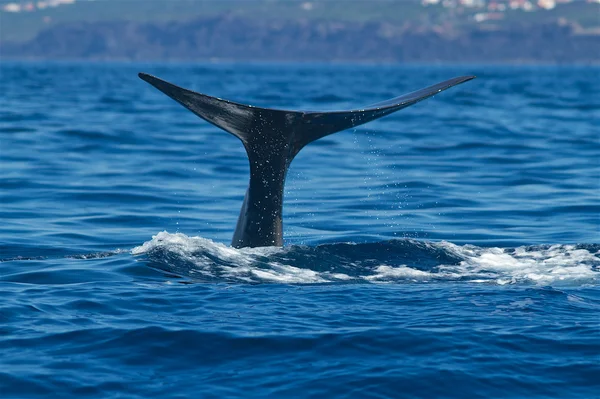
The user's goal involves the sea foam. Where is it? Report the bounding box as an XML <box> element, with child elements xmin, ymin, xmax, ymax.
<box><xmin>133</xmin><ymin>232</ymin><xmax>599</xmax><ymax>285</ymax></box>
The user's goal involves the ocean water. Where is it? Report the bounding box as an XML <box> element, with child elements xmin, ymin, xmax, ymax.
<box><xmin>1</xmin><ymin>62</ymin><xmax>599</xmax><ymax>398</ymax></box>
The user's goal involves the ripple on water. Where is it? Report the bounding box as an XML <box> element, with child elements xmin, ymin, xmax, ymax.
<box><xmin>1</xmin><ymin>63</ymin><xmax>599</xmax><ymax>399</ymax></box>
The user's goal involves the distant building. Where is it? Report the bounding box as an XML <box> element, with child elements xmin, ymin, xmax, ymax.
<box><xmin>2</xmin><ymin>3</ymin><xmax>22</xmax><ymax>12</ymax></box>
<box><xmin>538</xmin><ymin>0</ymin><xmax>556</xmax><ymax>9</ymax></box>
<box><xmin>421</xmin><ymin>0</ymin><xmax>580</xmax><ymax>11</ymax></box>
<box><xmin>1</xmin><ymin>0</ymin><xmax>76</xmax><ymax>13</ymax></box>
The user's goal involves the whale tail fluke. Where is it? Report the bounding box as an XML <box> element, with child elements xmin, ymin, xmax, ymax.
<box><xmin>138</xmin><ymin>73</ymin><xmax>473</xmax><ymax>158</ymax></box>
<box><xmin>138</xmin><ymin>72</ymin><xmax>474</xmax><ymax>248</ymax></box>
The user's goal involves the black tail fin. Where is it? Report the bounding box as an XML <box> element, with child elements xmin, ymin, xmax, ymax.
<box><xmin>139</xmin><ymin>72</ymin><xmax>474</xmax><ymax>247</ymax></box>
<box><xmin>139</xmin><ymin>73</ymin><xmax>473</xmax><ymax>156</ymax></box>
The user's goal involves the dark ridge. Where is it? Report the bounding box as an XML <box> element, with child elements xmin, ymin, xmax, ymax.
<box><xmin>1</xmin><ymin>15</ymin><xmax>598</xmax><ymax>63</ymax></box>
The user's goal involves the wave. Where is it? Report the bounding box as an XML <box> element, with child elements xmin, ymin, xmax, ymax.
<box><xmin>132</xmin><ymin>232</ymin><xmax>600</xmax><ymax>286</ymax></box>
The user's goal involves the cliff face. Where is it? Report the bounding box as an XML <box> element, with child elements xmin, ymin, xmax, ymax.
<box><xmin>2</xmin><ymin>15</ymin><xmax>598</xmax><ymax>63</ymax></box>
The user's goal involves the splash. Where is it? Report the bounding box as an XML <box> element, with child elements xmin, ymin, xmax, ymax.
<box><xmin>132</xmin><ymin>232</ymin><xmax>599</xmax><ymax>285</ymax></box>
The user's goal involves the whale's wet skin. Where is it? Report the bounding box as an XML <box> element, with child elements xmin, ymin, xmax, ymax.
<box><xmin>1</xmin><ymin>63</ymin><xmax>599</xmax><ymax>398</ymax></box>
<box><xmin>138</xmin><ymin>72</ymin><xmax>474</xmax><ymax>248</ymax></box>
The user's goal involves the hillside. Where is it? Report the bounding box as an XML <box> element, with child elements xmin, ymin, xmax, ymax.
<box><xmin>2</xmin><ymin>0</ymin><xmax>599</xmax><ymax>42</ymax></box>
<box><xmin>1</xmin><ymin>0</ymin><xmax>599</xmax><ymax>62</ymax></box>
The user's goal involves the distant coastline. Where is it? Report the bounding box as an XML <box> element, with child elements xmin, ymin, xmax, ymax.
<box><xmin>1</xmin><ymin>15</ymin><xmax>598</xmax><ymax>63</ymax></box>
<box><xmin>3</xmin><ymin>57</ymin><xmax>599</xmax><ymax>66</ymax></box>
<box><xmin>1</xmin><ymin>0</ymin><xmax>599</xmax><ymax>63</ymax></box>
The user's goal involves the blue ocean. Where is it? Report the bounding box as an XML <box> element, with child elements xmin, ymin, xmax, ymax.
<box><xmin>1</xmin><ymin>62</ymin><xmax>598</xmax><ymax>398</ymax></box>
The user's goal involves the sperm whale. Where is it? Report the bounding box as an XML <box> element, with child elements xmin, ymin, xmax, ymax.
<box><xmin>139</xmin><ymin>73</ymin><xmax>474</xmax><ymax>248</ymax></box>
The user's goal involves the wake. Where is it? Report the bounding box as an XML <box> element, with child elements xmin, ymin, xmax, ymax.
<box><xmin>132</xmin><ymin>232</ymin><xmax>600</xmax><ymax>285</ymax></box>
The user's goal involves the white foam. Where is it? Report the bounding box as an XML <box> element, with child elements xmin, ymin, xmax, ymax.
<box><xmin>249</xmin><ymin>263</ymin><xmax>326</xmax><ymax>283</ymax></box>
<box><xmin>364</xmin><ymin>265</ymin><xmax>434</xmax><ymax>281</ymax></box>
<box><xmin>437</xmin><ymin>242</ymin><xmax>599</xmax><ymax>285</ymax></box>
<box><xmin>132</xmin><ymin>232</ymin><xmax>599</xmax><ymax>285</ymax></box>
<box><xmin>132</xmin><ymin>231</ymin><xmax>280</xmax><ymax>261</ymax></box>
